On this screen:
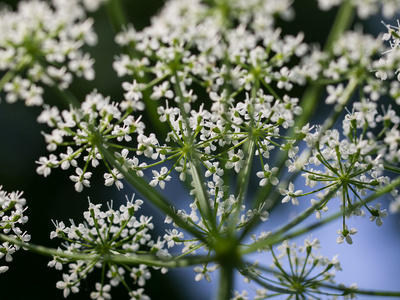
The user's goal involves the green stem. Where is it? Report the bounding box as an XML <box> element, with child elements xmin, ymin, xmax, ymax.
<box><xmin>384</xmin><ymin>163</ymin><xmax>400</xmax><ymax>174</ymax></box>
<box><xmin>0</xmin><ymin>70</ymin><xmax>15</xmax><ymax>93</ymax></box>
<box><xmin>96</xmin><ymin>142</ymin><xmax>207</xmax><ymax>241</ymax></box>
<box><xmin>242</xmin><ymin>267</ymin><xmax>297</xmax><ymax>294</ymax></box>
<box><xmin>52</xmin><ymin>85</ymin><xmax>81</xmax><ymax>108</ymax></box>
<box><xmin>298</xmin><ymin>0</ymin><xmax>355</xmax><ymax>129</ymax></box>
<box><xmin>0</xmin><ymin>233</ymin><xmax>214</xmax><ymax>268</ymax></box>
<box><xmin>229</xmin><ymin>138</ymin><xmax>256</xmax><ymax>234</ymax></box>
<box><xmin>105</xmin><ymin>0</ymin><xmax>129</xmax><ymax>34</ymax></box>
<box><xmin>320</xmin><ymin>282</ymin><xmax>400</xmax><ymax>297</ymax></box>
<box><xmin>188</xmin><ymin>157</ymin><xmax>217</xmax><ymax>232</ymax></box>
<box><xmin>216</xmin><ymin>263</ymin><xmax>234</xmax><ymax>300</ymax></box>
<box><xmin>172</xmin><ymin>70</ymin><xmax>216</xmax><ymax>232</ymax></box>
<box><xmin>324</xmin><ymin>0</ymin><xmax>355</xmax><ymax>53</ymax></box>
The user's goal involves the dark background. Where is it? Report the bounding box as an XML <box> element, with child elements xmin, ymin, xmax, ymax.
<box><xmin>0</xmin><ymin>1</ymin><xmax>399</xmax><ymax>299</ymax></box>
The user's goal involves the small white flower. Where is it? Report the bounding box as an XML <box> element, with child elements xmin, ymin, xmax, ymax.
<box><xmin>193</xmin><ymin>264</ymin><xmax>217</xmax><ymax>282</ymax></box>
<box><xmin>103</xmin><ymin>168</ymin><xmax>124</xmax><ymax>190</ymax></box>
<box><xmin>90</xmin><ymin>283</ymin><xmax>111</xmax><ymax>300</ymax></box>
<box><xmin>163</xmin><ymin>229</ymin><xmax>183</xmax><ymax>248</ymax></box>
<box><xmin>56</xmin><ymin>273</ymin><xmax>80</xmax><ymax>298</ymax></box>
<box><xmin>36</xmin><ymin>154</ymin><xmax>59</xmax><ymax>177</ymax></box>
<box><xmin>279</xmin><ymin>182</ymin><xmax>302</xmax><ymax>205</ymax></box>
<box><xmin>70</xmin><ymin>168</ymin><xmax>92</xmax><ymax>192</ymax></box>
<box><xmin>256</xmin><ymin>164</ymin><xmax>279</xmax><ymax>186</ymax></box>
<box><xmin>149</xmin><ymin>167</ymin><xmax>171</xmax><ymax>189</ymax></box>
<box><xmin>369</xmin><ymin>203</ymin><xmax>388</xmax><ymax>226</ymax></box>
<box><xmin>337</xmin><ymin>226</ymin><xmax>357</xmax><ymax>245</ymax></box>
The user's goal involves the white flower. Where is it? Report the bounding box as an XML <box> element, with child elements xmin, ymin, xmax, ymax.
<box><xmin>122</xmin><ymin>80</ymin><xmax>144</xmax><ymax>101</ymax></box>
<box><xmin>163</xmin><ymin>229</ymin><xmax>183</xmax><ymax>248</ymax></box>
<box><xmin>246</xmin><ymin>203</ymin><xmax>269</xmax><ymax>221</ymax></box>
<box><xmin>56</xmin><ymin>273</ymin><xmax>80</xmax><ymax>298</ymax></box>
<box><xmin>0</xmin><ymin>242</ymin><xmax>15</xmax><ymax>262</ymax></box>
<box><xmin>325</xmin><ymin>84</ymin><xmax>344</xmax><ymax>105</ymax></box>
<box><xmin>130</xmin><ymin>264</ymin><xmax>151</xmax><ymax>287</ymax></box>
<box><xmin>369</xmin><ymin>203</ymin><xmax>388</xmax><ymax>226</ymax></box>
<box><xmin>256</xmin><ymin>164</ymin><xmax>279</xmax><ymax>186</ymax></box>
<box><xmin>317</xmin><ymin>0</ymin><xmax>341</xmax><ymax>11</ymax></box>
<box><xmin>36</xmin><ymin>154</ymin><xmax>59</xmax><ymax>177</ymax></box>
<box><xmin>231</xmin><ymin>290</ymin><xmax>249</xmax><ymax>300</ymax></box>
<box><xmin>311</xmin><ymin>199</ymin><xmax>328</xmax><ymax>219</ymax></box>
<box><xmin>47</xmin><ymin>256</ymin><xmax>65</xmax><ymax>270</ymax></box>
<box><xmin>225</xmin><ymin>149</ymin><xmax>245</xmax><ymax>173</ymax></box>
<box><xmin>150</xmin><ymin>81</ymin><xmax>174</xmax><ymax>100</ymax></box>
<box><xmin>90</xmin><ymin>283</ymin><xmax>111</xmax><ymax>300</ymax></box>
<box><xmin>279</xmin><ymin>182</ymin><xmax>302</xmax><ymax>205</ymax></box>
<box><xmin>70</xmin><ymin>168</ymin><xmax>92</xmax><ymax>192</ymax></box>
<box><xmin>193</xmin><ymin>264</ymin><xmax>217</xmax><ymax>282</ymax></box>
<box><xmin>103</xmin><ymin>168</ymin><xmax>124</xmax><ymax>190</ymax></box>
<box><xmin>337</xmin><ymin>226</ymin><xmax>357</xmax><ymax>245</ymax></box>
<box><xmin>149</xmin><ymin>167</ymin><xmax>171</xmax><ymax>189</ymax></box>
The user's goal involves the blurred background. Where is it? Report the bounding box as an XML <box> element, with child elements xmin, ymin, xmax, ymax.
<box><xmin>0</xmin><ymin>0</ymin><xmax>399</xmax><ymax>299</ymax></box>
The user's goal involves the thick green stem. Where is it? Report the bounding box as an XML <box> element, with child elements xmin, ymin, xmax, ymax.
<box><xmin>216</xmin><ymin>263</ymin><xmax>234</xmax><ymax>300</ymax></box>
<box><xmin>235</xmin><ymin>139</ymin><xmax>256</xmax><ymax>207</ymax></box>
<box><xmin>324</xmin><ymin>0</ymin><xmax>355</xmax><ymax>53</ymax></box>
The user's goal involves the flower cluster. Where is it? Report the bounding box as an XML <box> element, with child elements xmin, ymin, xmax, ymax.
<box><xmin>0</xmin><ymin>186</ymin><xmax>29</xmax><ymax>273</ymax></box>
<box><xmin>237</xmin><ymin>238</ymin><xmax>358</xmax><ymax>300</ymax></box>
<box><xmin>290</xmin><ymin>98</ymin><xmax>394</xmax><ymax>243</ymax></box>
<box><xmin>114</xmin><ymin>0</ymin><xmax>306</xmax><ymax>93</ymax></box>
<box><xmin>0</xmin><ymin>0</ymin><xmax>97</xmax><ymax>106</ymax></box>
<box><xmin>49</xmin><ymin>195</ymin><xmax>169</xmax><ymax>299</ymax></box>
<box><xmin>1</xmin><ymin>0</ymin><xmax>400</xmax><ymax>299</ymax></box>
<box><xmin>36</xmin><ymin>90</ymin><xmax>145</xmax><ymax>192</ymax></box>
